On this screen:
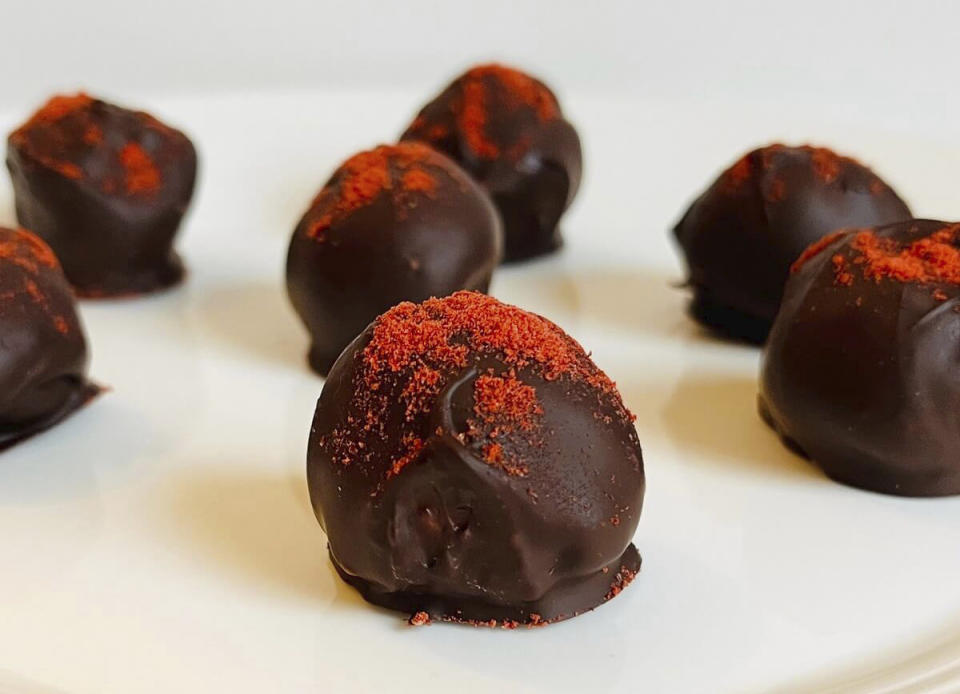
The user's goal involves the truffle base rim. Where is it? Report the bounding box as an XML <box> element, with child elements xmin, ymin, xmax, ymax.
<box><xmin>331</xmin><ymin>543</ymin><xmax>642</xmax><ymax>627</ymax></box>
<box><xmin>688</xmin><ymin>285</ymin><xmax>773</xmax><ymax>344</ymax></box>
<box><xmin>758</xmin><ymin>396</ymin><xmax>960</xmax><ymax>498</ymax></box>
<box><xmin>0</xmin><ymin>379</ymin><xmax>102</xmax><ymax>452</ymax></box>
<box><xmin>71</xmin><ymin>254</ymin><xmax>186</xmax><ymax>300</ymax></box>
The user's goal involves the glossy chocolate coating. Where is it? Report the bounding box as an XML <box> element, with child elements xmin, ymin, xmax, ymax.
<box><xmin>7</xmin><ymin>94</ymin><xmax>197</xmax><ymax>297</ymax></box>
<box><xmin>673</xmin><ymin>145</ymin><xmax>911</xmax><ymax>342</ymax></box>
<box><xmin>308</xmin><ymin>292</ymin><xmax>644</xmax><ymax>625</ymax></box>
<box><xmin>761</xmin><ymin>219</ymin><xmax>960</xmax><ymax>496</ymax></box>
<box><xmin>0</xmin><ymin>227</ymin><xmax>98</xmax><ymax>447</ymax></box>
<box><xmin>401</xmin><ymin>64</ymin><xmax>582</xmax><ymax>263</ymax></box>
<box><xmin>286</xmin><ymin>144</ymin><xmax>502</xmax><ymax>376</ymax></box>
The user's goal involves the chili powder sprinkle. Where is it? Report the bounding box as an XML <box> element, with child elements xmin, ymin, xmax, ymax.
<box><xmin>305</xmin><ymin>143</ymin><xmax>441</xmax><ymax>240</ymax></box>
<box><xmin>10</xmin><ymin>93</ymin><xmax>164</xmax><ymax>197</ymax></box>
<box><xmin>321</xmin><ymin>291</ymin><xmax>634</xmax><ymax>481</ymax></box>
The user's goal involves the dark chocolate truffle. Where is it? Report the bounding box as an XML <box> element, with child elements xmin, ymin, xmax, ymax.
<box><xmin>6</xmin><ymin>93</ymin><xmax>197</xmax><ymax>297</ymax></box>
<box><xmin>401</xmin><ymin>64</ymin><xmax>582</xmax><ymax>263</ymax></box>
<box><xmin>0</xmin><ymin>227</ymin><xmax>98</xmax><ymax>447</ymax></box>
<box><xmin>673</xmin><ymin>144</ymin><xmax>911</xmax><ymax>342</ymax></box>
<box><xmin>308</xmin><ymin>291</ymin><xmax>644</xmax><ymax>625</ymax></box>
<box><xmin>286</xmin><ymin>142</ymin><xmax>502</xmax><ymax>376</ymax></box>
<box><xmin>761</xmin><ymin>219</ymin><xmax>960</xmax><ymax>497</ymax></box>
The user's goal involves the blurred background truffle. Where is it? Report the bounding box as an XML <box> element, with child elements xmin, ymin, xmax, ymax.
<box><xmin>6</xmin><ymin>93</ymin><xmax>197</xmax><ymax>297</ymax></box>
<box><xmin>286</xmin><ymin>143</ymin><xmax>501</xmax><ymax>376</ymax></box>
<box><xmin>402</xmin><ymin>64</ymin><xmax>581</xmax><ymax>263</ymax></box>
<box><xmin>673</xmin><ymin>144</ymin><xmax>910</xmax><ymax>342</ymax></box>
<box><xmin>0</xmin><ymin>227</ymin><xmax>98</xmax><ymax>446</ymax></box>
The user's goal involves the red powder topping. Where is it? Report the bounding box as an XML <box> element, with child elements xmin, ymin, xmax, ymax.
<box><xmin>469</xmin><ymin>373</ymin><xmax>543</xmax><ymax>476</ymax></box>
<box><xmin>426</xmin><ymin>123</ymin><xmax>448</xmax><ymax>140</ymax></box>
<box><xmin>848</xmin><ymin>225</ymin><xmax>960</xmax><ymax>286</ymax></box>
<box><xmin>408</xmin><ymin>116</ymin><xmax>449</xmax><ymax>142</ymax></box>
<box><xmin>17</xmin><ymin>93</ymin><xmax>93</xmax><ymax>129</ymax></box>
<box><xmin>401</xmin><ymin>168</ymin><xmax>437</xmax><ymax>194</ymax></box>
<box><xmin>119</xmin><ymin>143</ymin><xmax>161</xmax><ymax>195</ymax></box>
<box><xmin>11</xmin><ymin>93</ymin><xmax>167</xmax><ymax>197</ymax></box>
<box><xmin>82</xmin><ymin>124</ymin><xmax>103</xmax><ymax>145</ymax></box>
<box><xmin>466</xmin><ymin>65</ymin><xmax>558</xmax><ymax>121</ymax></box>
<box><xmin>604</xmin><ymin>565</ymin><xmax>637</xmax><ymax>601</ymax></box>
<box><xmin>0</xmin><ymin>229</ymin><xmax>60</xmax><ymax>274</ymax></box>
<box><xmin>10</xmin><ymin>94</ymin><xmax>94</xmax><ymax>182</ymax></box>
<box><xmin>473</xmin><ymin>374</ymin><xmax>541</xmax><ymax>430</ymax></box>
<box><xmin>321</xmin><ymin>292</ymin><xmax>634</xmax><ymax>482</ymax></box>
<box><xmin>724</xmin><ymin>155</ymin><xmax>752</xmax><ymax>188</ymax></box>
<box><xmin>483</xmin><ymin>442</ymin><xmax>503</xmax><ymax>463</ymax></box>
<box><xmin>757</xmin><ymin>144</ymin><xmax>852</xmax><ymax>182</ymax></box>
<box><xmin>52</xmin><ymin>161</ymin><xmax>83</xmax><ymax>179</ymax></box>
<box><xmin>400</xmin><ymin>365</ymin><xmax>443</xmax><ymax>421</ymax></box>
<box><xmin>408</xmin><ymin>611</ymin><xmax>431</xmax><ymax>626</ymax></box>
<box><xmin>725</xmin><ymin>144</ymin><xmax>873</xmax><ymax>194</ymax></box>
<box><xmin>438</xmin><ymin>614</ymin><xmax>546</xmax><ymax>628</ymax></box>
<box><xmin>765</xmin><ymin>177</ymin><xmax>786</xmax><ymax>203</ymax></box>
<box><xmin>23</xmin><ymin>279</ymin><xmax>43</xmax><ymax>303</ymax></box>
<box><xmin>809</xmin><ymin>147</ymin><xmax>842</xmax><ymax>183</ymax></box>
<box><xmin>306</xmin><ymin>143</ymin><xmax>442</xmax><ymax>239</ymax></box>
<box><xmin>363</xmin><ymin>292</ymin><xmax>619</xmax><ymax>392</ymax></box>
<box><xmin>460</xmin><ymin>79</ymin><xmax>500</xmax><ymax>159</ymax></box>
<box><xmin>791</xmin><ymin>229</ymin><xmax>852</xmax><ymax>274</ymax></box>
<box><xmin>388</xmin><ymin>435</ymin><xmax>424</xmax><ymax>478</ymax></box>
<box><xmin>869</xmin><ymin>178</ymin><xmax>888</xmax><ymax>195</ymax></box>
<box><xmin>454</xmin><ymin>64</ymin><xmax>559</xmax><ymax>160</ymax></box>
<box><xmin>0</xmin><ymin>229</ymin><xmax>68</xmax><ymax>326</ymax></box>
<box><xmin>832</xmin><ymin>255</ymin><xmax>854</xmax><ymax>286</ymax></box>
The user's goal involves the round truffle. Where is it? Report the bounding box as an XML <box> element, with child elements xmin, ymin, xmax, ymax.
<box><xmin>401</xmin><ymin>64</ymin><xmax>582</xmax><ymax>263</ymax></box>
<box><xmin>286</xmin><ymin>143</ymin><xmax>502</xmax><ymax>376</ymax></box>
<box><xmin>0</xmin><ymin>227</ymin><xmax>98</xmax><ymax>447</ymax></box>
<box><xmin>761</xmin><ymin>219</ymin><xmax>960</xmax><ymax>497</ymax></box>
<box><xmin>308</xmin><ymin>291</ymin><xmax>644</xmax><ymax>625</ymax></box>
<box><xmin>6</xmin><ymin>93</ymin><xmax>198</xmax><ymax>297</ymax></box>
<box><xmin>673</xmin><ymin>144</ymin><xmax>911</xmax><ymax>342</ymax></box>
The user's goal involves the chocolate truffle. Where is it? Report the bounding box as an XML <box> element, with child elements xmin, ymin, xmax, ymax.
<box><xmin>673</xmin><ymin>144</ymin><xmax>911</xmax><ymax>342</ymax></box>
<box><xmin>286</xmin><ymin>143</ymin><xmax>502</xmax><ymax>376</ymax></box>
<box><xmin>401</xmin><ymin>64</ymin><xmax>582</xmax><ymax>262</ymax></box>
<box><xmin>7</xmin><ymin>93</ymin><xmax>197</xmax><ymax>297</ymax></box>
<box><xmin>0</xmin><ymin>227</ymin><xmax>98</xmax><ymax>447</ymax></box>
<box><xmin>308</xmin><ymin>291</ymin><xmax>644</xmax><ymax>625</ymax></box>
<box><xmin>761</xmin><ymin>219</ymin><xmax>960</xmax><ymax>497</ymax></box>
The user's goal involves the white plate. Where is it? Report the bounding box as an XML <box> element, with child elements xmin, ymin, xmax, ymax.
<box><xmin>0</xmin><ymin>90</ymin><xmax>959</xmax><ymax>694</ymax></box>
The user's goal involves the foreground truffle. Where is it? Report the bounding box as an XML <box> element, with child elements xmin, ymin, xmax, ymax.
<box><xmin>673</xmin><ymin>144</ymin><xmax>911</xmax><ymax>342</ymax></box>
<box><xmin>286</xmin><ymin>143</ymin><xmax>501</xmax><ymax>376</ymax></box>
<box><xmin>401</xmin><ymin>64</ymin><xmax>582</xmax><ymax>262</ymax></box>
<box><xmin>308</xmin><ymin>291</ymin><xmax>644</xmax><ymax>625</ymax></box>
<box><xmin>7</xmin><ymin>93</ymin><xmax>197</xmax><ymax>297</ymax></box>
<box><xmin>761</xmin><ymin>220</ymin><xmax>960</xmax><ymax>497</ymax></box>
<box><xmin>0</xmin><ymin>227</ymin><xmax>98</xmax><ymax>447</ymax></box>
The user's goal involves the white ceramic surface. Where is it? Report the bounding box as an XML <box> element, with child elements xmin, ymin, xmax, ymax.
<box><xmin>0</xmin><ymin>90</ymin><xmax>959</xmax><ymax>694</ymax></box>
